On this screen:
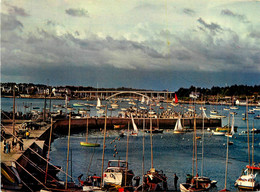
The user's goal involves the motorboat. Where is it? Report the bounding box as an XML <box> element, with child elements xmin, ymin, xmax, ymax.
<box><xmin>103</xmin><ymin>160</ymin><xmax>134</xmax><ymax>188</ymax></box>
<box><xmin>180</xmin><ymin>176</ymin><xmax>217</xmax><ymax>192</ymax></box>
<box><xmin>145</xmin><ymin>128</ymin><xmax>164</xmax><ymax>134</ymax></box>
<box><xmin>235</xmin><ymin>165</ymin><xmax>260</xmax><ymax>191</ymax></box>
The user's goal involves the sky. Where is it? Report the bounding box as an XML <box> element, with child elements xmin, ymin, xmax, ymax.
<box><xmin>1</xmin><ymin>0</ymin><xmax>260</xmax><ymax>91</ymax></box>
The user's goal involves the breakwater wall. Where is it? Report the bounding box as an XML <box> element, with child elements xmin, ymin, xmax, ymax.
<box><xmin>53</xmin><ymin>117</ymin><xmax>221</xmax><ymax>133</ymax></box>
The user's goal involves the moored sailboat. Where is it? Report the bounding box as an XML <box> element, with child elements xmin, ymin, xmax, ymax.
<box><xmin>173</xmin><ymin>115</ymin><xmax>185</xmax><ymax>134</ymax></box>
<box><xmin>80</xmin><ymin>117</ymin><xmax>100</xmax><ymax>147</ymax></box>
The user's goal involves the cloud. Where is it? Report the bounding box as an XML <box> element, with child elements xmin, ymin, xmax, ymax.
<box><xmin>1</xmin><ymin>14</ymin><xmax>23</xmax><ymax>31</ymax></box>
<box><xmin>183</xmin><ymin>8</ymin><xmax>195</xmax><ymax>16</ymax></box>
<box><xmin>65</xmin><ymin>8</ymin><xmax>89</xmax><ymax>17</ymax></box>
<box><xmin>5</xmin><ymin>3</ymin><xmax>30</xmax><ymax>17</ymax></box>
<box><xmin>197</xmin><ymin>18</ymin><xmax>222</xmax><ymax>34</ymax></box>
<box><xmin>221</xmin><ymin>9</ymin><xmax>249</xmax><ymax>23</ymax></box>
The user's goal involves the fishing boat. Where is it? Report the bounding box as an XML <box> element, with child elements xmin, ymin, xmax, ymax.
<box><xmin>80</xmin><ymin>117</ymin><xmax>100</xmax><ymax>147</ymax></box>
<box><xmin>103</xmin><ymin>160</ymin><xmax>134</xmax><ymax>189</ymax></box>
<box><xmin>173</xmin><ymin>116</ymin><xmax>184</xmax><ymax>134</ymax></box>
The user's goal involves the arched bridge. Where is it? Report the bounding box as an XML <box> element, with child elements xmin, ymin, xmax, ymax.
<box><xmin>106</xmin><ymin>91</ymin><xmax>150</xmax><ymax>100</ymax></box>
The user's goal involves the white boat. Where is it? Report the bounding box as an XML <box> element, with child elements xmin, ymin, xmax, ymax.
<box><xmin>230</xmin><ymin>106</ymin><xmax>238</xmax><ymax>110</ymax></box>
<box><xmin>210</xmin><ymin>110</ymin><xmax>218</xmax><ymax>114</ymax></box>
<box><xmin>235</xmin><ymin>166</ymin><xmax>260</xmax><ymax>191</ymax></box>
<box><xmin>212</xmin><ymin>130</ymin><xmax>225</xmax><ymax>136</ymax></box>
<box><xmin>173</xmin><ymin>117</ymin><xmax>184</xmax><ymax>133</ymax></box>
<box><xmin>103</xmin><ymin>160</ymin><xmax>134</xmax><ymax>187</ymax></box>
<box><xmin>139</xmin><ymin>106</ymin><xmax>147</xmax><ymax>110</ymax></box>
<box><xmin>97</xmin><ymin>109</ymin><xmax>104</xmax><ymax>114</ymax></box>
<box><xmin>111</xmin><ymin>103</ymin><xmax>119</xmax><ymax>109</ymax></box>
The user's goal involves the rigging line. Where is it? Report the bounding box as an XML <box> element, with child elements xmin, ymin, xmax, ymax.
<box><xmin>15</xmin><ymin>160</ymin><xmax>49</xmax><ymax>190</ymax></box>
<box><xmin>22</xmin><ymin>154</ymin><xmax>58</xmax><ymax>182</ymax></box>
<box><xmin>86</xmin><ymin>137</ymin><xmax>98</xmax><ymax>176</ymax></box>
<box><xmin>1</xmin><ymin>110</ymin><xmax>13</xmax><ymax>120</ymax></box>
<box><xmin>1</xmin><ymin>125</ymin><xmax>75</xmax><ymax>181</ymax></box>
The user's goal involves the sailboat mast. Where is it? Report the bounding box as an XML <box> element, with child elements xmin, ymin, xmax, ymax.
<box><xmin>201</xmin><ymin>104</ymin><xmax>204</xmax><ymax>177</ymax></box>
<box><xmin>150</xmin><ymin>103</ymin><xmax>153</xmax><ymax>169</ymax></box>
<box><xmin>65</xmin><ymin>113</ymin><xmax>72</xmax><ymax>189</ymax></box>
<box><xmin>86</xmin><ymin>117</ymin><xmax>89</xmax><ymax>143</ymax></box>
<box><xmin>246</xmin><ymin>97</ymin><xmax>251</xmax><ymax>170</ymax></box>
<box><xmin>224</xmin><ymin>128</ymin><xmax>229</xmax><ymax>190</ymax></box>
<box><xmin>252</xmin><ymin>121</ymin><xmax>254</xmax><ymax>165</ymax></box>
<box><xmin>12</xmin><ymin>86</ymin><xmax>16</xmax><ymax>141</ymax></box>
<box><xmin>142</xmin><ymin>118</ymin><xmax>145</xmax><ymax>192</ymax></box>
<box><xmin>125</xmin><ymin>121</ymin><xmax>130</xmax><ymax>186</ymax></box>
<box><xmin>45</xmin><ymin>118</ymin><xmax>53</xmax><ymax>184</ymax></box>
<box><xmin>101</xmin><ymin>105</ymin><xmax>108</xmax><ymax>187</ymax></box>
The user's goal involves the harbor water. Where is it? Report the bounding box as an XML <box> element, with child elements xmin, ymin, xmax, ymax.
<box><xmin>1</xmin><ymin>97</ymin><xmax>260</xmax><ymax>191</ymax></box>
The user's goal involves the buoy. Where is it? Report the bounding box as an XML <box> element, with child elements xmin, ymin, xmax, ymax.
<box><xmin>118</xmin><ymin>138</ymin><xmax>120</xmax><ymax>141</ymax></box>
<box><xmin>116</xmin><ymin>152</ymin><xmax>118</xmax><ymax>154</ymax></box>
<box><xmin>110</xmin><ymin>142</ymin><xmax>112</xmax><ymax>144</ymax></box>
<box><xmin>114</xmin><ymin>148</ymin><xmax>117</xmax><ymax>152</ymax></box>
<box><xmin>113</xmin><ymin>154</ymin><xmax>115</xmax><ymax>157</ymax></box>
<box><xmin>114</xmin><ymin>145</ymin><xmax>116</xmax><ymax>148</ymax></box>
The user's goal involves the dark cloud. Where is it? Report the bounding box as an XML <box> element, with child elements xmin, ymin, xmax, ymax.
<box><xmin>249</xmin><ymin>31</ymin><xmax>260</xmax><ymax>39</ymax></box>
<box><xmin>65</xmin><ymin>8</ymin><xmax>89</xmax><ymax>17</ymax></box>
<box><xmin>183</xmin><ymin>8</ymin><xmax>195</xmax><ymax>16</ymax></box>
<box><xmin>1</xmin><ymin>14</ymin><xmax>23</xmax><ymax>31</ymax></box>
<box><xmin>221</xmin><ymin>9</ymin><xmax>249</xmax><ymax>23</ymax></box>
<box><xmin>5</xmin><ymin>3</ymin><xmax>30</xmax><ymax>17</ymax></box>
<box><xmin>197</xmin><ymin>18</ymin><xmax>222</xmax><ymax>34</ymax></box>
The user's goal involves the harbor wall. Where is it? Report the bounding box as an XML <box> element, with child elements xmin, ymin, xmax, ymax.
<box><xmin>53</xmin><ymin>117</ymin><xmax>221</xmax><ymax>132</ymax></box>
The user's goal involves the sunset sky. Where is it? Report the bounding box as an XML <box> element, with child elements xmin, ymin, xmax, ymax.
<box><xmin>1</xmin><ymin>0</ymin><xmax>260</xmax><ymax>90</ymax></box>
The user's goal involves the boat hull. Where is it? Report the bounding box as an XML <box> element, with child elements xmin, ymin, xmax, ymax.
<box><xmin>80</xmin><ymin>142</ymin><xmax>100</xmax><ymax>147</ymax></box>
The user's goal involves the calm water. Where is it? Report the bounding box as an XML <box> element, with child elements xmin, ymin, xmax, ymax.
<box><xmin>1</xmin><ymin>97</ymin><xmax>260</xmax><ymax>191</ymax></box>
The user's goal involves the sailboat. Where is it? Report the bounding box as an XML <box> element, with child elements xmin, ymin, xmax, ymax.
<box><xmin>235</xmin><ymin>103</ymin><xmax>260</xmax><ymax>191</ymax></box>
<box><xmin>180</xmin><ymin>100</ymin><xmax>217</xmax><ymax>192</ymax></box>
<box><xmin>80</xmin><ymin>117</ymin><xmax>100</xmax><ymax>147</ymax></box>
<box><xmin>96</xmin><ymin>97</ymin><xmax>102</xmax><ymax>109</ymax></box>
<box><xmin>130</xmin><ymin>113</ymin><xmax>138</xmax><ymax>136</ymax></box>
<box><xmin>142</xmin><ymin>104</ymin><xmax>168</xmax><ymax>191</ymax></box>
<box><xmin>173</xmin><ymin>115</ymin><xmax>184</xmax><ymax>134</ymax></box>
<box><xmin>225</xmin><ymin>114</ymin><xmax>235</xmax><ymax>138</ymax></box>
